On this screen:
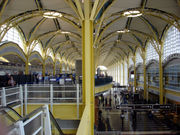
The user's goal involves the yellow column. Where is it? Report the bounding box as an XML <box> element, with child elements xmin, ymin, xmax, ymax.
<box><xmin>127</xmin><ymin>59</ymin><xmax>129</xmax><ymax>84</ymax></box>
<box><xmin>143</xmin><ymin>56</ymin><xmax>147</xmax><ymax>101</ymax></box>
<box><xmin>42</xmin><ymin>63</ymin><xmax>45</xmax><ymax>77</ymax></box>
<box><xmin>133</xmin><ymin>56</ymin><xmax>137</xmax><ymax>93</ymax></box>
<box><xmin>159</xmin><ymin>54</ymin><xmax>164</xmax><ymax>104</ymax></box>
<box><xmin>116</xmin><ymin>63</ymin><xmax>118</xmax><ymax>82</ymax></box>
<box><xmin>123</xmin><ymin>60</ymin><xmax>125</xmax><ymax>85</ymax></box>
<box><xmin>82</xmin><ymin>21</ymin><xmax>85</xmax><ymax>106</ymax></box>
<box><xmin>119</xmin><ymin>62</ymin><xmax>121</xmax><ymax>84</ymax></box>
<box><xmin>60</xmin><ymin>64</ymin><xmax>62</xmax><ymax>74</ymax></box>
<box><xmin>53</xmin><ymin>63</ymin><xmax>56</xmax><ymax>76</ymax></box>
<box><xmin>25</xmin><ymin>57</ymin><xmax>29</xmax><ymax>75</ymax></box>
<box><xmin>82</xmin><ymin>20</ymin><xmax>94</xmax><ymax>134</ymax></box>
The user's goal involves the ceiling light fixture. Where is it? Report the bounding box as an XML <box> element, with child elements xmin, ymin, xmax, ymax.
<box><xmin>61</xmin><ymin>31</ymin><xmax>70</xmax><ymax>34</ymax></box>
<box><xmin>117</xmin><ymin>29</ymin><xmax>130</xmax><ymax>33</ymax></box>
<box><xmin>43</xmin><ymin>11</ymin><xmax>62</xmax><ymax>19</ymax></box>
<box><xmin>123</xmin><ymin>10</ymin><xmax>142</xmax><ymax>17</ymax></box>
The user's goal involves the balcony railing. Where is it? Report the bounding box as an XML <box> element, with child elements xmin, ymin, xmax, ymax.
<box><xmin>0</xmin><ymin>84</ymin><xmax>82</xmax><ymax>115</ymax></box>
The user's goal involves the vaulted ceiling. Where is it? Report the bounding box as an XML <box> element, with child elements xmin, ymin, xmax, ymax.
<box><xmin>0</xmin><ymin>0</ymin><xmax>180</xmax><ymax>67</ymax></box>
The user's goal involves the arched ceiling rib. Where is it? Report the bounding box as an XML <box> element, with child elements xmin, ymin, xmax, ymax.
<box><xmin>0</xmin><ymin>0</ymin><xmax>179</xmax><ymax>67</ymax></box>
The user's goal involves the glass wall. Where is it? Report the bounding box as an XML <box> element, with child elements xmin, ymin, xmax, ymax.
<box><xmin>163</xmin><ymin>26</ymin><xmax>180</xmax><ymax>91</ymax></box>
<box><xmin>164</xmin><ymin>59</ymin><xmax>180</xmax><ymax>90</ymax></box>
<box><xmin>2</xmin><ymin>27</ymin><xmax>24</xmax><ymax>51</ymax></box>
<box><xmin>146</xmin><ymin>41</ymin><xmax>159</xmax><ymax>63</ymax></box>
<box><xmin>163</xmin><ymin>26</ymin><xmax>180</xmax><ymax>60</ymax></box>
<box><xmin>146</xmin><ymin>62</ymin><xmax>159</xmax><ymax>87</ymax></box>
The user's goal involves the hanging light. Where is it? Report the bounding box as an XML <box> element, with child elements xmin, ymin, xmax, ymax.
<box><xmin>123</xmin><ymin>10</ymin><xmax>142</xmax><ymax>17</ymax></box>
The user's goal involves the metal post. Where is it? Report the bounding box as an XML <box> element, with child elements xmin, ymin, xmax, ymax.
<box><xmin>43</xmin><ymin>105</ymin><xmax>52</xmax><ymax>135</ymax></box>
<box><xmin>24</xmin><ymin>84</ymin><xmax>27</xmax><ymax>115</ymax></box>
<box><xmin>50</xmin><ymin>84</ymin><xmax>53</xmax><ymax>112</ymax></box>
<box><xmin>16</xmin><ymin>121</ymin><xmax>25</xmax><ymax>135</ymax></box>
<box><xmin>2</xmin><ymin>87</ymin><xmax>6</xmax><ymax>106</ymax></box>
<box><xmin>19</xmin><ymin>85</ymin><xmax>23</xmax><ymax>116</ymax></box>
<box><xmin>77</xmin><ymin>83</ymin><xmax>79</xmax><ymax>119</ymax></box>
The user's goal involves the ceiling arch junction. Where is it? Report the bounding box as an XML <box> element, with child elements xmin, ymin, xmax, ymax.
<box><xmin>0</xmin><ymin>0</ymin><xmax>179</xmax><ymax>68</ymax></box>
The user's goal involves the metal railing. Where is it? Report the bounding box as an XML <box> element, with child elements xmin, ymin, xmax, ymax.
<box><xmin>0</xmin><ymin>84</ymin><xmax>82</xmax><ymax>115</ymax></box>
<box><xmin>8</xmin><ymin>105</ymin><xmax>64</xmax><ymax>135</ymax></box>
<box><xmin>0</xmin><ymin>86</ymin><xmax>23</xmax><ymax>116</ymax></box>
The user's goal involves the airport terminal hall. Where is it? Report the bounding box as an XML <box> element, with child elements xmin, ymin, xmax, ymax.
<box><xmin>0</xmin><ymin>0</ymin><xmax>180</xmax><ymax>135</ymax></box>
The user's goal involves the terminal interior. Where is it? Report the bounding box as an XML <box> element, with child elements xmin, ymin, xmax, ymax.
<box><xmin>0</xmin><ymin>0</ymin><xmax>180</xmax><ymax>135</ymax></box>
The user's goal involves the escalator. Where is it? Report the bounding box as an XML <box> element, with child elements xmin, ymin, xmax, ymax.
<box><xmin>0</xmin><ymin>106</ymin><xmax>22</xmax><ymax>126</ymax></box>
<box><xmin>49</xmin><ymin>111</ymin><xmax>64</xmax><ymax>135</ymax></box>
<box><xmin>0</xmin><ymin>105</ymin><xmax>64</xmax><ymax>135</ymax></box>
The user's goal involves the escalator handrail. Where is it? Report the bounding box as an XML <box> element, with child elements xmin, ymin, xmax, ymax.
<box><xmin>49</xmin><ymin>111</ymin><xmax>64</xmax><ymax>135</ymax></box>
<box><xmin>0</xmin><ymin>106</ymin><xmax>22</xmax><ymax>119</ymax></box>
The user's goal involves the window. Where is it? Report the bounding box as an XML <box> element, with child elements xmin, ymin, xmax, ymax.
<box><xmin>2</xmin><ymin>27</ymin><xmax>24</xmax><ymax>51</ymax></box>
<box><xmin>163</xmin><ymin>26</ymin><xmax>180</xmax><ymax>60</ymax></box>
<box><xmin>136</xmin><ymin>48</ymin><xmax>143</xmax><ymax>64</ymax></box>
<box><xmin>32</xmin><ymin>41</ymin><xmax>43</xmax><ymax>56</ymax></box>
<box><xmin>146</xmin><ymin>41</ymin><xmax>159</xmax><ymax>63</ymax></box>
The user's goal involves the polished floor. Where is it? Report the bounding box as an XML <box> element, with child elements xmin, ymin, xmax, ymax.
<box><xmin>96</xmin><ymin>88</ymin><xmax>179</xmax><ymax>135</ymax></box>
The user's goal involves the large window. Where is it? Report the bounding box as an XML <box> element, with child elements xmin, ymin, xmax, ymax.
<box><xmin>163</xmin><ymin>26</ymin><xmax>180</xmax><ymax>60</ymax></box>
<box><xmin>32</xmin><ymin>41</ymin><xmax>43</xmax><ymax>56</ymax></box>
<box><xmin>136</xmin><ymin>48</ymin><xmax>143</xmax><ymax>64</ymax></box>
<box><xmin>146</xmin><ymin>41</ymin><xmax>159</xmax><ymax>63</ymax></box>
<box><xmin>2</xmin><ymin>27</ymin><xmax>24</xmax><ymax>51</ymax></box>
<box><xmin>129</xmin><ymin>57</ymin><xmax>133</xmax><ymax>67</ymax></box>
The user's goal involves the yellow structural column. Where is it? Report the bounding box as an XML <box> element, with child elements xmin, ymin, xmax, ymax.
<box><xmin>116</xmin><ymin>63</ymin><xmax>118</xmax><ymax>82</ymax></box>
<box><xmin>119</xmin><ymin>61</ymin><xmax>121</xmax><ymax>84</ymax></box>
<box><xmin>133</xmin><ymin>56</ymin><xmax>137</xmax><ymax>93</ymax></box>
<box><xmin>127</xmin><ymin>59</ymin><xmax>129</xmax><ymax>84</ymax></box>
<box><xmin>25</xmin><ymin>57</ymin><xmax>29</xmax><ymax>75</ymax></box>
<box><xmin>123</xmin><ymin>60</ymin><xmax>125</xmax><ymax>85</ymax></box>
<box><xmin>159</xmin><ymin>54</ymin><xmax>164</xmax><ymax>104</ymax></box>
<box><xmin>82</xmin><ymin>21</ymin><xmax>86</xmax><ymax>106</ymax></box>
<box><xmin>142</xmin><ymin>53</ymin><xmax>147</xmax><ymax>101</ymax></box>
<box><xmin>42</xmin><ymin>63</ymin><xmax>45</xmax><ymax>77</ymax></box>
<box><xmin>53</xmin><ymin>63</ymin><xmax>56</xmax><ymax>76</ymax></box>
<box><xmin>82</xmin><ymin>20</ymin><xmax>94</xmax><ymax>135</ymax></box>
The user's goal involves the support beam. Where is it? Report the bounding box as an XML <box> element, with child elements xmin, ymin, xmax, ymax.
<box><xmin>143</xmin><ymin>55</ymin><xmax>147</xmax><ymax>101</ymax></box>
<box><xmin>133</xmin><ymin>56</ymin><xmax>137</xmax><ymax>93</ymax></box>
<box><xmin>25</xmin><ymin>57</ymin><xmax>29</xmax><ymax>75</ymax></box>
<box><xmin>0</xmin><ymin>0</ymin><xmax>8</xmax><ymax>21</ymax></box>
<box><xmin>123</xmin><ymin>60</ymin><xmax>125</xmax><ymax>85</ymax></box>
<box><xmin>159</xmin><ymin>54</ymin><xmax>164</xmax><ymax>104</ymax></box>
<box><xmin>42</xmin><ymin>63</ymin><xmax>45</xmax><ymax>77</ymax></box>
<box><xmin>119</xmin><ymin>61</ymin><xmax>121</xmax><ymax>84</ymax></box>
<box><xmin>60</xmin><ymin>63</ymin><xmax>62</xmax><ymax>74</ymax></box>
<box><xmin>127</xmin><ymin>59</ymin><xmax>129</xmax><ymax>84</ymax></box>
<box><xmin>53</xmin><ymin>63</ymin><xmax>56</xmax><ymax>76</ymax></box>
<box><xmin>82</xmin><ymin>20</ymin><xmax>94</xmax><ymax>135</ymax></box>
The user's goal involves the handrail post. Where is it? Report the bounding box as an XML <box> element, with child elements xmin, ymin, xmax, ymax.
<box><xmin>43</xmin><ymin>104</ymin><xmax>52</xmax><ymax>135</ymax></box>
<box><xmin>77</xmin><ymin>83</ymin><xmax>79</xmax><ymax>119</ymax></box>
<box><xmin>24</xmin><ymin>84</ymin><xmax>27</xmax><ymax>115</ymax></box>
<box><xmin>19</xmin><ymin>85</ymin><xmax>23</xmax><ymax>116</ymax></box>
<box><xmin>16</xmin><ymin>121</ymin><xmax>25</xmax><ymax>135</ymax></box>
<box><xmin>50</xmin><ymin>84</ymin><xmax>53</xmax><ymax>112</ymax></box>
<box><xmin>2</xmin><ymin>87</ymin><xmax>6</xmax><ymax>106</ymax></box>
